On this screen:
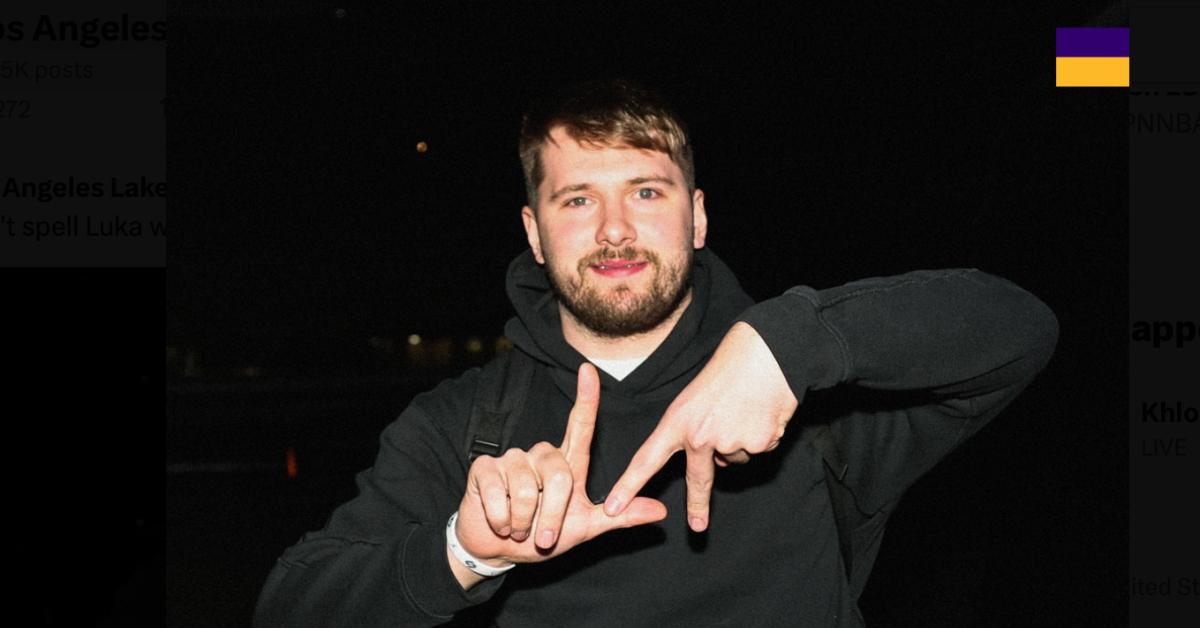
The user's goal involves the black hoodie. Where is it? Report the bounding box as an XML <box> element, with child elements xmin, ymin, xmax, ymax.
<box><xmin>254</xmin><ymin>248</ymin><xmax>1058</xmax><ymax>627</ymax></box>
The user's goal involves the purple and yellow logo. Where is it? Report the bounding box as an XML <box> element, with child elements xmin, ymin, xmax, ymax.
<box><xmin>1055</xmin><ymin>27</ymin><xmax>1129</xmax><ymax>87</ymax></box>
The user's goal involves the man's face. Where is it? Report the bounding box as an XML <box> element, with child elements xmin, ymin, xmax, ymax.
<box><xmin>521</xmin><ymin>127</ymin><xmax>708</xmax><ymax>338</ymax></box>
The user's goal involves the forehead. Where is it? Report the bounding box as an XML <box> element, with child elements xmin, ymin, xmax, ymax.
<box><xmin>539</xmin><ymin>127</ymin><xmax>683</xmax><ymax>192</ymax></box>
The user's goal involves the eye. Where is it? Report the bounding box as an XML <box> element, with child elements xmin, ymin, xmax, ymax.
<box><xmin>636</xmin><ymin>188</ymin><xmax>660</xmax><ymax>200</ymax></box>
<box><xmin>565</xmin><ymin>196</ymin><xmax>589</xmax><ymax>207</ymax></box>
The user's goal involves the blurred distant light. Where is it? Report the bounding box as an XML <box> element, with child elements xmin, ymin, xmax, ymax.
<box><xmin>494</xmin><ymin>336</ymin><xmax>514</xmax><ymax>353</ymax></box>
<box><xmin>286</xmin><ymin>447</ymin><xmax>299</xmax><ymax>479</ymax></box>
<box><xmin>240</xmin><ymin>366</ymin><xmax>263</xmax><ymax>378</ymax></box>
<box><xmin>466</xmin><ymin>337</ymin><xmax>483</xmax><ymax>353</ymax></box>
<box><xmin>408</xmin><ymin>334</ymin><xmax>422</xmax><ymax>345</ymax></box>
<box><xmin>416</xmin><ymin>141</ymin><xmax>428</xmax><ymax>153</ymax></box>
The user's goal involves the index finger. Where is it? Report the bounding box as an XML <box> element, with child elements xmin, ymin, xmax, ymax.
<box><xmin>560</xmin><ymin>362</ymin><xmax>600</xmax><ymax>477</ymax></box>
<box><xmin>602</xmin><ymin>422</ymin><xmax>682</xmax><ymax>516</ymax></box>
<box><xmin>684</xmin><ymin>447</ymin><xmax>715</xmax><ymax>532</ymax></box>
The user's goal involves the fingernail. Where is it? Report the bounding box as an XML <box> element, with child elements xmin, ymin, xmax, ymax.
<box><xmin>604</xmin><ymin>496</ymin><xmax>623</xmax><ymax>516</ymax></box>
<box><xmin>512</xmin><ymin>529</ymin><xmax>528</xmax><ymax>541</ymax></box>
<box><xmin>538</xmin><ymin>530</ymin><xmax>556</xmax><ymax>547</ymax></box>
<box><xmin>690</xmin><ymin>517</ymin><xmax>705</xmax><ymax>531</ymax></box>
<box><xmin>498</xmin><ymin>525</ymin><xmax>511</xmax><ymax>537</ymax></box>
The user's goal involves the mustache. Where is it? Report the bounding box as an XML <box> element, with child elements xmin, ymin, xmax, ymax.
<box><xmin>577</xmin><ymin>246</ymin><xmax>660</xmax><ymax>271</ymax></box>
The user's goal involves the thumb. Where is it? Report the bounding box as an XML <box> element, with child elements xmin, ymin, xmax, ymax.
<box><xmin>591</xmin><ymin>497</ymin><xmax>668</xmax><ymax>537</ymax></box>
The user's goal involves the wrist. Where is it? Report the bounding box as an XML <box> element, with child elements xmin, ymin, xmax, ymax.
<box><xmin>446</xmin><ymin>511</ymin><xmax>516</xmax><ymax>578</ymax></box>
<box><xmin>736</xmin><ymin>290</ymin><xmax>847</xmax><ymax>394</ymax></box>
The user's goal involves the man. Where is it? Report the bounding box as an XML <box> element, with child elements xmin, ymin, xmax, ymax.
<box><xmin>254</xmin><ymin>79</ymin><xmax>1058</xmax><ymax>627</ymax></box>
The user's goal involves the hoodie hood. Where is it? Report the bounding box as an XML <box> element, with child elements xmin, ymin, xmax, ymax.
<box><xmin>503</xmin><ymin>247</ymin><xmax>756</xmax><ymax>402</ymax></box>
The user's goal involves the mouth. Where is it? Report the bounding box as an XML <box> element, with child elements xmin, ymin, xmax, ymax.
<box><xmin>589</xmin><ymin>259</ymin><xmax>649</xmax><ymax>278</ymax></box>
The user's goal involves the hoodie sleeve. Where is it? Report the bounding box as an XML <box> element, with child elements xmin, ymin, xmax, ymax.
<box><xmin>253</xmin><ymin>377</ymin><xmax>506</xmax><ymax>627</ymax></box>
<box><xmin>736</xmin><ymin>268</ymin><xmax>1059</xmax><ymax>510</ymax></box>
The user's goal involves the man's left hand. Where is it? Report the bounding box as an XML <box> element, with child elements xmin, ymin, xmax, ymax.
<box><xmin>603</xmin><ymin>321</ymin><xmax>798</xmax><ymax>532</ymax></box>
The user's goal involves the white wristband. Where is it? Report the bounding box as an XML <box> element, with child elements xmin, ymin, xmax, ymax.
<box><xmin>446</xmin><ymin>511</ymin><xmax>516</xmax><ymax>577</ymax></box>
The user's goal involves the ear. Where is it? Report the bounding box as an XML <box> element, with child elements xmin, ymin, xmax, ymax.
<box><xmin>691</xmin><ymin>188</ymin><xmax>708</xmax><ymax>249</ymax></box>
<box><xmin>521</xmin><ymin>205</ymin><xmax>545</xmax><ymax>264</ymax></box>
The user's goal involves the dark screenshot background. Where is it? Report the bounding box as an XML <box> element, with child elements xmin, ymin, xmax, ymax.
<box><xmin>158</xmin><ymin>1</ymin><xmax>1126</xmax><ymax>626</ymax></box>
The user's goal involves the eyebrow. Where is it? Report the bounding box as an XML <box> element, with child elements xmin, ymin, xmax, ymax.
<box><xmin>547</xmin><ymin>176</ymin><xmax>678</xmax><ymax>203</ymax></box>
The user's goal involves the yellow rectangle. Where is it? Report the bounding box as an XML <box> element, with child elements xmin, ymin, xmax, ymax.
<box><xmin>1056</xmin><ymin>57</ymin><xmax>1129</xmax><ymax>87</ymax></box>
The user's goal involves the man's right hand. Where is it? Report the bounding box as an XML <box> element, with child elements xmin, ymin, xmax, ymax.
<box><xmin>450</xmin><ymin>362</ymin><xmax>668</xmax><ymax>589</ymax></box>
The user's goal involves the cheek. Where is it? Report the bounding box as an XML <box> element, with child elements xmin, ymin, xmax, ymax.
<box><xmin>659</xmin><ymin>217</ymin><xmax>695</xmax><ymax>249</ymax></box>
<box><xmin>544</xmin><ymin>223</ymin><xmax>591</xmax><ymax>251</ymax></box>
<box><xmin>540</xmin><ymin>231</ymin><xmax>583</xmax><ymax>268</ymax></box>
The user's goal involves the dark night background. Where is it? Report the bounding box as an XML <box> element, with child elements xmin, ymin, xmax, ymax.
<box><xmin>147</xmin><ymin>1</ymin><xmax>1127</xmax><ymax>626</ymax></box>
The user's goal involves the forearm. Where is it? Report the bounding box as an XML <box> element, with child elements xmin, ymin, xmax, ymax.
<box><xmin>255</xmin><ymin>402</ymin><xmax>506</xmax><ymax>626</ymax></box>
<box><xmin>254</xmin><ymin>525</ymin><xmax>433</xmax><ymax>626</ymax></box>
<box><xmin>738</xmin><ymin>268</ymin><xmax>1059</xmax><ymax>404</ymax></box>
<box><xmin>735</xmin><ymin>269</ymin><xmax>1058</xmax><ymax>511</ymax></box>
<box><xmin>255</xmin><ymin>521</ymin><xmax>503</xmax><ymax>627</ymax></box>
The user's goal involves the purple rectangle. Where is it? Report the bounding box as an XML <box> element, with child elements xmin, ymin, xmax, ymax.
<box><xmin>1056</xmin><ymin>27</ymin><xmax>1129</xmax><ymax>57</ymax></box>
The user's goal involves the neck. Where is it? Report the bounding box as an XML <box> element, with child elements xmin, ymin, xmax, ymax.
<box><xmin>559</xmin><ymin>289</ymin><xmax>693</xmax><ymax>361</ymax></box>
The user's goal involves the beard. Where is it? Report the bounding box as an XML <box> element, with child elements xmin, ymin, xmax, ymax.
<box><xmin>544</xmin><ymin>244</ymin><xmax>694</xmax><ymax>338</ymax></box>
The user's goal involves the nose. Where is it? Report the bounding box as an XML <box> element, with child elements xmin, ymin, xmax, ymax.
<box><xmin>595</xmin><ymin>201</ymin><xmax>636</xmax><ymax>248</ymax></box>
